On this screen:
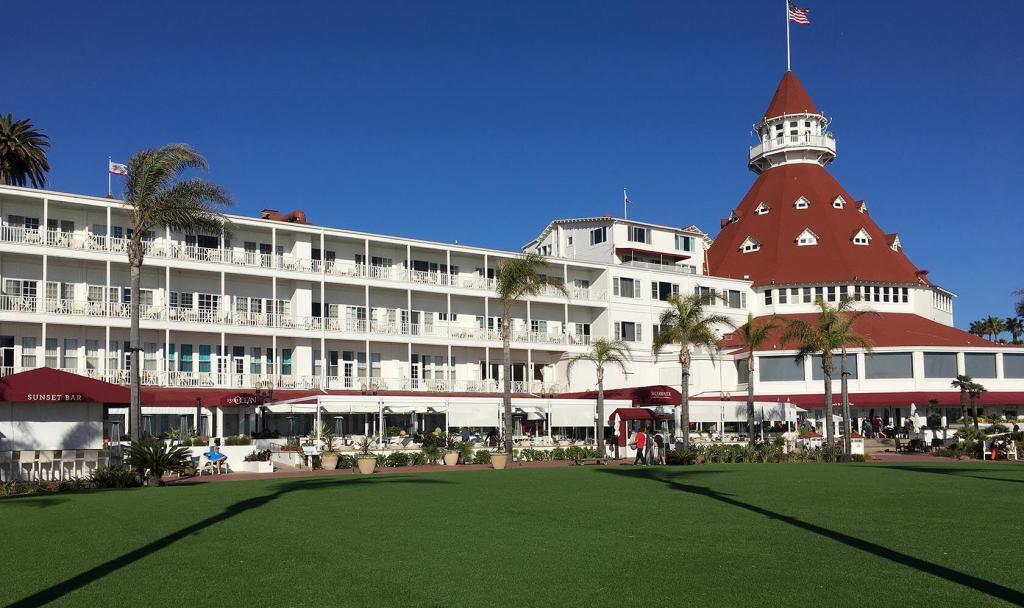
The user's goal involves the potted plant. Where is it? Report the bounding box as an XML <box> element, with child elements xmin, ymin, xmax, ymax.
<box><xmin>242</xmin><ymin>449</ymin><xmax>274</xmax><ymax>473</ymax></box>
<box><xmin>490</xmin><ymin>434</ymin><xmax>508</xmax><ymax>470</ymax></box>
<box><xmin>355</xmin><ymin>436</ymin><xmax>377</xmax><ymax>474</ymax></box>
<box><xmin>319</xmin><ymin>423</ymin><xmax>339</xmax><ymax>470</ymax></box>
<box><xmin>443</xmin><ymin>433</ymin><xmax>460</xmax><ymax>466</ymax></box>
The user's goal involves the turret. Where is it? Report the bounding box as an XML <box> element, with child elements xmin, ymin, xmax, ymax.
<box><xmin>748</xmin><ymin>72</ymin><xmax>836</xmax><ymax>174</ymax></box>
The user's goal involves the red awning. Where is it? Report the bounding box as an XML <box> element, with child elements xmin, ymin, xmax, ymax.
<box><xmin>0</xmin><ymin>368</ymin><xmax>130</xmax><ymax>404</ymax></box>
<box><xmin>557</xmin><ymin>385</ymin><xmax>681</xmax><ymax>406</ymax></box>
<box><xmin>692</xmin><ymin>391</ymin><xmax>1024</xmax><ymax>409</ymax></box>
<box><xmin>608</xmin><ymin>407</ymin><xmax>672</xmax><ymax>423</ymax></box>
<box><xmin>615</xmin><ymin>247</ymin><xmax>691</xmax><ymax>261</ymax></box>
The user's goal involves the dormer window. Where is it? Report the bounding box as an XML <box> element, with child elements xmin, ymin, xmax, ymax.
<box><xmin>857</xmin><ymin>201</ymin><xmax>868</xmax><ymax>214</ymax></box>
<box><xmin>852</xmin><ymin>228</ymin><xmax>871</xmax><ymax>246</ymax></box>
<box><xmin>889</xmin><ymin>234</ymin><xmax>902</xmax><ymax>251</ymax></box>
<box><xmin>754</xmin><ymin>202</ymin><xmax>770</xmax><ymax>216</ymax></box>
<box><xmin>740</xmin><ymin>236</ymin><xmax>761</xmax><ymax>253</ymax></box>
<box><xmin>795</xmin><ymin>228</ymin><xmax>819</xmax><ymax>246</ymax></box>
<box><xmin>794</xmin><ymin>196</ymin><xmax>810</xmax><ymax>210</ymax></box>
<box><xmin>833</xmin><ymin>196</ymin><xmax>846</xmax><ymax>209</ymax></box>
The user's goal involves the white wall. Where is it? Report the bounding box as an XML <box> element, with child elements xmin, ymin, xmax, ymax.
<box><xmin>0</xmin><ymin>403</ymin><xmax>104</xmax><ymax>450</ymax></box>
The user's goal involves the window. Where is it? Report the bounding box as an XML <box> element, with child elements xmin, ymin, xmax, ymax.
<box><xmin>754</xmin><ymin>202</ymin><xmax>770</xmax><ymax>215</ymax></box>
<box><xmin>695</xmin><ymin>286</ymin><xmax>716</xmax><ymax>306</ymax></box>
<box><xmin>802</xmin><ymin>287</ymin><xmax>812</xmax><ymax>303</ymax></box>
<box><xmin>833</xmin><ymin>196</ymin><xmax>846</xmax><ymax>209</ymax></box>
<box><xmin>281</xmin><ymin>348</ymin><xmax>293</xmax><ymax>375</ymax></box>
<box><xmin>530</xmin><ymin>319</ymin><xmax>548</xmax><ymax>334</ymax></box>
<box><xmin>964</xmin><ymin>353</ymin><xmax>996</xmax><ymax>378</ymax></box>
<box><xmin>250</xmin><ymin>347</ymin><xmax>262</xmax><ymax>374</ymax></box>
<box><xmin>675</xmin><ymin>235</ymin><xmax>693</xmax><ymax>251</ymax></box>
<box><xmin>725</xmin><ymin>289</ymin><xmax>746</xmax><ymax>309</ymax></box>
<box><xmin>198</xmin><ymin>293</ymin><xmax>219</xmax><ymax>311</ymax></box>
<box><xmin>811</xmin><ymin>355</ymin><xmax>858</xmax><ymax>380</ymax></box>
<box><xmin>759</xmin><ymin>356</ymin><xmax>804</xmax><ymax>382</ymax></box>
<box><xmin>794</xmin><ymin>197</ymin><xmax>810</xmax><ymax>209</ymax></box>
<box><xmin>796</xmin><ymin>229</ymin><xmax>818</xmax><ymax>246</ymax></box>
<box><xmin>589</xmin><ymin>227</ymin><xmax>607</xmax><ymax>245</ymax></box>
<box><xmin>109</xmin><ymin>341</ymin><xmax>122</xmax><ymax>371</ymax></box>
<box><xmin>179</xmin><ymin>344</ymin><xmax>193</xmax><ymax>373</ymax></box>
<box><xmin>199</xmin><ymin>345</ymin><xmax>212</xmax><ymax>373</ymax></box>
<box><xmin>537</xmin><ymin>244</ymin><xmax>552</xmax><ymax>256</ymax></box>
<box><xmin>628</xmin><ymin>226</ymin><xmax>651</xmax><ymax>244</ymax></box>
<box><xmin>1005</xmin><ymin>354</ymin><xmax>1024</xmax><ymax>379</ymax></box>
<box><xmin>778</xmin><ymin>289</ymin><xmax>788</xmax><ymax>304</ymax></box>
<box><xmin>858</xmin><ymin>201</ymin><xmax>868</xmax><ymax>214</ymax></box>
<box><xmin>827</xmin><ymin>286</ymin><xmax>837</xmax><ymax>302</ymax></box>
<box><xmin>613</xmin><ymin>277</ymin><xmax>641</xmax><ymax>298</ymax></box>
<box><xmin>736</xmin><ymin>358</ymin><xmax>750</xmax><ymax>384</ymax></box>
<box><xmin>614</xmin><ymin>321</ymin><xmax>642</xmax><ymax>342</ymax></box>
<box><xmin>144</xmin><ymin>343</ymin><xmax>158</xmax><ymax>371</ymax></box>
<box><xmin>63</xmin><ymin>338</ymin><xmax>79</xmax><ymax>370</ymax></box>
<box><xmin>45</xmin><ymin>338</ymin><xmax>58</xmax><ymax>368</ymax></box>
<box><xmin>815</xmin><ymin>287</ymin><xmax>824</xmax><ymax>301</ymax></box>
<box><xmin>567</xmin><ymin>236</ymin><xmax>573</xmax><ymax>246</ymax></box>
<box><xmin>901</xmin><ymin>288</ymin><xmax>909</xmax><ymax>303</ymax></box>
<box><xmin>651</xmin><ymin>281</ymin><xmax>679</xmax><ymax>301</ymax></box>
<box><xmin>85</xmin><ymin>340</ymin><xmax>99</xmax><ymax>370</ymax></box>
<box><xmin>740</xmin><ymin>236</ymin><xmax>760</xmax><ymax>253</ymax></box>
<box><xmin>852</xmin><ymin>228</ymin><xmax>871</xmax><ymax>245</ymax></box>
<box><xmin>21</xmin><ymin>337</ymin><xmax>36</xmax><ymax>368</ymax></box>
<box><xmin>764</xmin><ymin>289</ymin><xmax>773</xmax><ymax>305</ymax></box>
<box><xmin>865</xmin><ymin>353</ymin><xmax>913</xmax><ymax>379</ymax></box>
<box><xmin>923</xmin><ymin>353</ymin><xmax>957</xmax><ymax>378</ymax></box>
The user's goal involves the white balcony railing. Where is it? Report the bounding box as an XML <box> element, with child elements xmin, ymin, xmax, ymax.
<box><xmin>749</xmin><ymin>133</ymin><xmax>836</xmax><ymax>162</ymax></box>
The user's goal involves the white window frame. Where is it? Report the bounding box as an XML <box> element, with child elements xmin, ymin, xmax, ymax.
<box><xmin>794</xmin><ymin>196</ymin><xmax>810</xmax><ymax>210</ymax></box>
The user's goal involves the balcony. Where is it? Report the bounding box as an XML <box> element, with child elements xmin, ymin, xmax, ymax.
<box><xmin>748</xmin><ymin>133</ymin><xmax>837</xmax><ymax>168</ymax></box>
<box><xmin>620</xmin><ymin>260</ymin><xmax>697</xmax><ymax>274</ymax></box>
<box><xmin>0</xmin><ymin>226</ymin><xmax>603</xmax><ymax>302</ymax></box>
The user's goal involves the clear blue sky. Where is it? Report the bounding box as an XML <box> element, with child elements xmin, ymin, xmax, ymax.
<box><xmin>6</xmin><ymin>1</ymin><xmax>1022</xmax><ymax>327</ymax></box>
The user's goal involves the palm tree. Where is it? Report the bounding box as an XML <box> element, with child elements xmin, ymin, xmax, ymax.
<box><xmin>980</xmin><ymin>316</ymin><xmax>1006</xmax><ymax>342</ymax></box>
<box><xmin>968</xmin><ymin>321</ymin><xmax>985</xmax><ymax>338</ymax></box>
<box><xmin>1014</xmin><ymin>289</ymin><xmax>1024</xmax><ymax>319</ymax></box>
<box><xmin>951</xmin><ymin>374</ymin><xmax>973</xmax><ymax>429</ymax></box>
<box><xmin>0</xmin><ymin>114</ymin><xmax>50</xmax><ymax>188</ymax></box>
<box><xmin>565</xmin><ymin>338</ymin><xmax>630</xmax><ymax>456</ymax></box>
<box><xmin>731</xmin><ymin>312</ymin><xmax>779</xmax><ymax>446</ymax></box>
<box><xmin>122</xmin><ymin>144</ymin><xmax>231</xmax><ymax>440</ymax></box>
<box><xmin>967</xmin><ymin>381</ymin><xmax>986</xmax><ymax>430</ymax></box>
<box><xmin>493</xmin><ymin>252</ymin><xmax>566</xmax><ymax>458</ymax></box>
<box><xmin>1004</xmin><ymin>317</ymin><xmax>1023</xmax><ymax>344</ymax></box>
<box><xmin>652</xmin><ymin>293</ymin><xmax>734</xmax><ymax>449</ymax></box>
<box><xmin>781</xmin><ymin>298</ymin><xmax>873</xmax><ymax>456</ymax></box>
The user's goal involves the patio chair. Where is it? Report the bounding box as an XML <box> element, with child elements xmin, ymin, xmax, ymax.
<box><xmin>82</xmin><ymin>451</ymin><xmax>99</xmax><ymax>477</ymax></box>
<box><xmin>0</xmin><ymin>451</ymin><xmax>11</xmax><ymax>482</ymax></box>
<box><xmin>981</xmin><ymin>441</ymin><xmax>992</xmax><ymax>461</ymax></box>
<box><xmin>15</xmin><ymin>451</ymin><xmax>37</xmax><ymax>481</ymax></box>
<box><xmin>60</xmin><ymin>450</ymin><xmax>83</xmax><ymax>479</ymax></box>
<box><xmin>37</xmin><ymin>451</ymin><xmax>56</xmax><ymax>481</ymax></box>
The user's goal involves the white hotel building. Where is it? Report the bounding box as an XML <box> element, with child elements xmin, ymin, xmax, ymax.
<box><xmin>0</xmin><ymin>70</ymin><xmax>1021</xmax><ymax>445</ymax></box>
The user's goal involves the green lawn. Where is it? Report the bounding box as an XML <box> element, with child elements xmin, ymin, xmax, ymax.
<box><xmin>3</xmin><ymin>463</ymin><xmax>1023</xmax><ymax>607</ymax></box>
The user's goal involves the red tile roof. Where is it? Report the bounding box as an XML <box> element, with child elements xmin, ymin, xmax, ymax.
<box><xmin>706</xmin><ymin>163</ymin><xmax>928</xmax><ymax>287</ymax></box>
<box><xmin>722</xmin><ymin>312</ymin><xmax>1001</xmax><ymax>352</ymax></box>
<box><xmin>763</xmin><ymin>71</ymin><xmax>819</xmax><ymax>120</ymax></box>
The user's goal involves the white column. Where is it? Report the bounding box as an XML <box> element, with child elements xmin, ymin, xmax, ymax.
<box><xmin>105</xmin><ymin>206</ymin><xmax>112</xmax><ymax>252</ymax></box>
<box><xmin>40</xmin><ymin>254</ymin><xmax>48</xmax><ymax>313</ymax></box>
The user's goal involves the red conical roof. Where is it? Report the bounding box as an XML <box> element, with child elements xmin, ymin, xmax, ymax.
<box><xmin>763</xmin><ymin>71</ymin><xmax>819</xmax><ymax>120</ymax></box>
<box><xmin>706</xmin><ymin>163</ymin><xmax>928</xmax><ymax>287</ymax></box>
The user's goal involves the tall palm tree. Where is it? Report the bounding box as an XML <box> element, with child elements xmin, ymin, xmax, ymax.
<box><xmin>1004</xmin><ymin>317</ymin><xmax>1023</xmax><ymax>344</ymax></box>
<box><xmin>122</xmin><ymin>144</ymin><xmax>231</xmax><ymax>440</ymax></box>
<box><xmin>565</xmin><ymin>338</ymin><xmax>630</xmax><ymax>456</ymax></box>
<box><xmin>493</xmin><ymin>252</ymin><xmax>566</xmax><ymax>458</ymax></box>
<box><xmin>731</xmin><ymin>312</ymin><xmax>779</xmax><ymax>446</ymax></box>
<box><xmin>967</xmin><ymin>381</ymin><xmax>986</xmax><ymax>430</ymax></box>
<box><xmin>652</xmin><ymin>293</ymin><xmax>734</xmax><ymax>449</ymax></box>
<box><xmin>0</xmin><ymin>114</ymin><xmax>50</xmax><ymax>188</ymax></box>
<box><xmin>980</xmin><ymin>315</ymin><xmax>1006</xmax><ymax>342</ymax></box>
<box><xmin>781</xmin><ymin>298</ymin><xmax>873</xmax><ymax>456</ymax></box>
<box><xmin>1014</xmin><ymin>289</ymin><xmax>1024</xmax><ymax>319</ymax></box>
<box><xmin>968</xmin><ymin>321</ymin><xmax>986</xmax><ymax>338</ymax></box>
<box><xmin>951</xmin><ymin>374</ymin><xmax>973</xmax><ymax>429</ymax></box>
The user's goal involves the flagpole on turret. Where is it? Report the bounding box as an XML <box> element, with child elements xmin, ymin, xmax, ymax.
<box><xmin>623</xmin><ymin>188</ymin><xmax>629</xmax><ymax>219</ymax></box>
<box><xmin>108</xmin><ymin>156</ymin><xmax>113</xmax><ymax>198</ymax></box>
<box><xmin>785</xmin><ymin>0</ymin><xmax>791</xmax><ymax>71</ymax></box>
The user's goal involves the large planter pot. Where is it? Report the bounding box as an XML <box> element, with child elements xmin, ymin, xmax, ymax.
<box><xmin>239</xmin><ymin>460</ymin><xmax>273</xmax><ymax>473</ymax></box>
<box><xmin>356</xmin><ymin>456</ymin><xmax>377</xmax><ymax>475</ymax></box>
<box><xmin>443</xmin><ymin>451</ymin><xmax>460</xmax><ymax>466</ymax></box>
<box><xmin>321</xmin><ymin>454</ymin><xmax>339</xmax><ymax>470</ymax></box>
<box><xmin>490</xmin><ymin>452</ymin><xmax>508</xmax><ymax>470</ymax></box>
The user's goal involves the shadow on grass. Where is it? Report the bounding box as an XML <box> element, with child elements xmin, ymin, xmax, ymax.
<box><xmin>8</xmin><ymin>475</ymin><xmax>449</xmax><ymax>608</ymax></box>
<box><xmin>603</xmin><ymin>467</ymin><xmax>1024</xmax><ymax>605</ymax></box>
<box><xmin>874</xmin><ymin>464</ymin><xmax>1024</xmax><ymax>485</ymax></box>
<box><xmin>0</xmin><ymin>496</ymin><xmax>69</xmax><ymax>508</ymax></box>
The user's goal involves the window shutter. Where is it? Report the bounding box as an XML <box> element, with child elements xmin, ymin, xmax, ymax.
<box><xmin>613</xmin><ymin>278</ymin><xmax>620</xmax><ymax>296</ymax></box>
<box><xmin>633</xmin><ymin>280</ymin><xmax>641</xmax><ymax>299</ymax></box>
<box><xmin>636</xmin><ymin>324</ymin><xmax>642</xmax><ymax>342</ymax></box>
<box><xmin>651</xmin><ymin>282</ymin><xmax>658</xmax><ymax>299</ymax></box>
<box><xmin>614</xmin><ymin>322</ymin><xmax>621</xmax><ymax>340</ymax></box>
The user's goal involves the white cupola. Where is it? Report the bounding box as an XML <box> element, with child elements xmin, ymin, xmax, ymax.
<box><xmin>749</xmin><ymin>72</ymin><xmax>836</xmax><ymax>174</ymax></box>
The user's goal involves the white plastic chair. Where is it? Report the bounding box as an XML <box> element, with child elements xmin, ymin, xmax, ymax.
<box><xmin>16</xmin><ymin>451</ymin><xmax>37</xmax><ymax>481</ymax></box>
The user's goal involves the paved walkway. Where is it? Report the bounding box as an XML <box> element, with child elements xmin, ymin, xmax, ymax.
<box><xmin>168</xmin><ymin>458</ymin><xmax>629</xmax><ymax>484</ymax></box>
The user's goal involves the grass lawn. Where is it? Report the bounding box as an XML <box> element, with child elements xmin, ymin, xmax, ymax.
<box><xmin>3</xmin><ymin>462</ymin><xmax>1023</xmax><ymax>607</ymax></box>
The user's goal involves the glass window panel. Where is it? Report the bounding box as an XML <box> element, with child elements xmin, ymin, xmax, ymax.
<box><xmin>759</xmin><ymin>356</ymin><xmax>804</xmax><ymax>382</ymax></box>
<box><xmin>964</xmin><ymin>353</ymin><xmax>996</xmax><ymax>378</ymax></box>
<box><xmin>865</xmin><ymin>353</ymin><xmax>913</xmax><ymax>379</ymax></box>
<box><xmin>1004</xmin><ymin>354</ymin><xmax>1024</xmax><ymax>379</ymax></box>
<box><xmin>923</xmin><ymin>353</ymin><xmax>957</xmax><ymax>378</ymax></box>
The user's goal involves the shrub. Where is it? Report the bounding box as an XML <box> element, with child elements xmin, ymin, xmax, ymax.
<box><xmin>337</xmin><ymin>454</ymin><xmax>356</xmax><ymax>469</ymax></box>
<box><xmin>666</xmin><ymin>447</ymin><xmax>698</xmax><ymax>465</ymax></box>
<box><xmin>564</xmin><ymin>446</ymin><xmax>584</xmax><ymax>461</ymax></box>
<box><xmin>384</xmin><ymin>452</ymin><xmax>411</xmax><ymax>467</ymax></box>
<box><xmin>386</xmin><ymin>425</ymin><xmax>403</xmax><ymax>437</ymax></box>
<box><xmin>90</xmin><ymin>464</ymin><xmax>141</xmax><ymax>489</ymax></box>
<box><xmin>457</xmin><ymin>441</ymin><xmax>473</xmax><ymax>464</ymax></box>
<box><xmin>472</xmin><ymin>450</ymin><xmax>491</xmax><ymax>465</ymax></box>
<box><xmin>410</xmin><ymin>452</ymin><xmax>428</xmax><ymax>466</ymax></box>
<box><xmin>126</xmin><ymin>440</ymin><xmax>192</xmax><ymax>485</ymax></box>
<box><xmin>243</xmin><ymin>449</ymin><xmax>272</xmax><ymax>462</ymax></box>
<box><xmin>421</xmin><ymin>444</ymin><xmax>444</xmax><ymax>464</ymax></box>
<box><xmin>519</xmin><ymin>448</ymin><xmax>547</xmax><ymax>462</ymax></box>
<box><xmin>549</xmin><ymin>447</ymin><xmax>566</xmax><ymax>461</ymax></box>
<box><xmin>224</xmin><ymin>435</ymin><xmax>252</xmax><ymax>446</ymax></box>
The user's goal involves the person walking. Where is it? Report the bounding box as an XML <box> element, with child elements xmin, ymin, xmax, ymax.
<box><xmin>632</xmin><ymin>429</ymin><xmax>647</xmax><ymax>465</ymax></box>
<box><xmin>653</xmin><ymin>432</ymin><xmax>666</xmax><ymax>465</ymax></box>
<box><xmin>644</xmin><ymin>427</ymin><xmax>654</xmax><ymax>465</ymax></box>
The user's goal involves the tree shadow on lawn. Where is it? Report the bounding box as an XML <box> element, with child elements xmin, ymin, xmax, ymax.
<box><xmin>0</xmin><ymin>496</ymin><xmax>69</xmax><ymax>508</ymax></box>
<box><xmin>8</xmin><ymin>475</ymin><xmax>450</xmax><ymax>608</ymax></box>
<box><xmin>873</xmin><ymin>464</ymin><xmax>1024</xmax><ymax>485</ymax></box>
<box><xmin>603</xmin><ymin>468</ymin><xmax>1024</xmax><ymax>606</ymax></box>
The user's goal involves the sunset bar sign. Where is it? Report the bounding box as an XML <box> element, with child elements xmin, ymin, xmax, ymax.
<box><xmin>26</xmin><ymin>393</ymin><xmax>85</xmax><ymax>402</ymax></box>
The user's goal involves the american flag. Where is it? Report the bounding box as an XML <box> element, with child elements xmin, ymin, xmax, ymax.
<box><xmin>788</xmin><ymin>1</ymin><xmax>810</xmax><ymax>25</ymax></box>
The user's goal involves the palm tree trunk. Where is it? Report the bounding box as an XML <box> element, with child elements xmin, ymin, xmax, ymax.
<box><xmin>129</xmin><ymin>256</ymin><xmax>142</xmax><ymax>441</ymax></box>
<box><xmin>823</xmin><ymin>371</ymin><xmax>835</xmax><ymax>452</ymax></box>
<box><xmin>971</xmin><ymin>395</ymin><xmax>979</xmax><ymax>430</ymax></box>
<box><xmin>680</xmin><ymin>362</ymin><xmax>690</xmax><ymax>449</ymax></box>
<box><xmin>746</xmin><ymin>358</ymin><xmax>755</xmax><ymax>447</ymax></box>
<box><xmin>959</xmin><ymin>388</ymin><xmax>967</xmax><ymax>428</ymax></box>
<box><xmin>596</xmin><ymin>367</ymin><xmax>605</xmax><ymax>458</ymax></box>
<box><xmin>502</xmin><ymin>316</ymin><xmax>513</xmax><ymax>459</ymax></box>
<box><xmin>840</xmin><ymin>351</ymin><xmax>852</xmax><ymax>457</ymax></box>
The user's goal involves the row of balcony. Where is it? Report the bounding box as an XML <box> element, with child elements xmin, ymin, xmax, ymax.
<box><xmin>0</xmin><ymin>366</ymin><xmax>565</xmax><ymax>395</ymax></box>
<box><xmin>0</xmin><ymin>226</ymin><xmax>596</xmax><ymax>300</ymax></box>
<box><xmin>0</xmin><ymin>295</ymin><xmax>592</xmax><ymax>346</ymax></box>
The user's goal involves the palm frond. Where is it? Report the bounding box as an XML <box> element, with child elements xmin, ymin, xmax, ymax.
<box><xmin>0</xmin><ymin>113</ymin><xmax>51</xmax><ymax>188</ymax></box>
